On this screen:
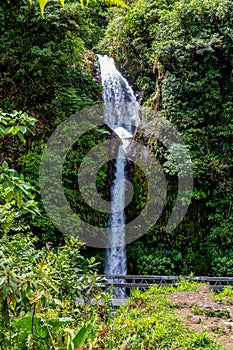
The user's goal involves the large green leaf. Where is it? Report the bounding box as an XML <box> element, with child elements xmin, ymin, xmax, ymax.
<box><xmin>2</xmin><ymin>161</ymin><xmax>9</xmax><ymax>170</ymax></box>
<box><xmin>14</xmin><ymin>315</ymin><xmax>48</xmax><ymax>339</ymax></box>
<box><xmin>72</xmin><ymin>321</ymin><xmax>94</xmax><ymax>347</ymax></box>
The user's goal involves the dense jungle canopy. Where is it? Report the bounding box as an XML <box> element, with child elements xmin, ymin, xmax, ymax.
<box><xmin>0</xmin><ymin>0</ymin><xmax>232</xmax><ymax>276</ymax></box>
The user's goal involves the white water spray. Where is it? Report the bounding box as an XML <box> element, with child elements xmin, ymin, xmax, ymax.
<box><xmin>97</xmin><ymin>55</ymin><xmax>140</xmax><ymax>296</ymax></box>
<box><xmin>105</xmin><ymin>145</ymin><xmax>127</xmax><ymax>277</ymax></box>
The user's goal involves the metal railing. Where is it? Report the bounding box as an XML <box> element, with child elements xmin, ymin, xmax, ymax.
<box><xmin>98</xmin><ymin>275</ymin><xmax>233</xmax><ymax>296</ymax></box>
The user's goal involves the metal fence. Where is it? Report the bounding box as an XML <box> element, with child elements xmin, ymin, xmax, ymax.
<box><xmin>98</xmin><ymin>274</ymin><xmax>233</xmax><ymax>296</ymax></box>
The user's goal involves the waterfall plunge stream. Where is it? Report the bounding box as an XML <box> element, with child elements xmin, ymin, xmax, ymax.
<box><xmin>97</xmin><ymin>55</ymin><xmax>140</xmax><ymax>296</ymax></box>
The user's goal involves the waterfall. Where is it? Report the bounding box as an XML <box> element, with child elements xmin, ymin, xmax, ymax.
<box><xmin>104</xmin><ymin>145</ymin><xmax>127</xmax><ymax>288</ymax></box>
<box><xmin>97</xmin><ymin>55</ymin><xmax>140</xmax><ymax>297</ymax></box>
<box><xmin>97</xmin><ymin>55</ymin><xmax>140</xmax><ymax>135</ymax></box>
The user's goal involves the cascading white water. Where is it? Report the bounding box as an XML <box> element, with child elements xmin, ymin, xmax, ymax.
<box><xmin>97</xmin><ymin>55</ymin><xmax>140</xmax><ymax>296</ymax></box>
<box><xmin>105</xmin><ymin>145</ymin><xmax>127</xmax><ymax>284</ymax></box>
<box><xmin>97</xmin><ymin>55</ymin><xmax>140</xmax><ymax>135</ymax></box>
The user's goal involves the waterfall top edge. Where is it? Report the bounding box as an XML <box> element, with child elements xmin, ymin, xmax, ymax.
<box><xmin>97</xmin><ymin>54</ymin><xmax>140</xmax><ymax>134</ymax></box>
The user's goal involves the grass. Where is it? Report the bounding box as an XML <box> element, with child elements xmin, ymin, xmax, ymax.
<box><xmin>211</xmin><ymin>286</ymin><xmax>233</xmax><ymax>305</ymax></box>
<box><xmin>192</xmin><ymin>305</ymin><xmax>230</xmax><ymax>318</ymax></box>
<box><xmin>90</xmin><ymin>281</ymin><xmax>228</xmax><ymax>349</ymax></box>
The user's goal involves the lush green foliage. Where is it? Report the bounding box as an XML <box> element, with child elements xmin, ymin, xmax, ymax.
<box><xmin>1</xmin><ymin>0</ymin><xmax>232</xmax><ymax>277</ymax></box>
<box><xmin>100</xmin><ymin>0</ymin><xmax>233</xmax><ymax>275</ymax></box>
<box><xmin>0</xmin><ymin>250</ymin><xmax>226</xmax><ymax>350</ymax></box>
<box><xmin>212</xmin><ymin>285</ymin><xmax>233</xmax><ymax>305</ymax></box>
<box><xmin>0</xmin><ymin>0</ymin><xmax>106</xmax><ymax>244</ymax></box>
<box><xmin>0</xmin><ymin>111</ymin><xmax>39</xmax><ymax>235</ymax></box>
<box><xmin>0</xmin><ymin>0</ymin><xmax>103</xmax><ymax>115</ymax></box>
<box><xmin>0</xmin><ymin>111</ymin><xmax>36</xmax><ymax>143</ymax></box>
<box><xmin>0</xmin><ymin>234</ymin><xmax>106</xmax><ymax>349</ymax></box>
<box><xmin>2</xmin><ymin>1</ymin><xmax>232</xmax><ymax>349</ymax></box>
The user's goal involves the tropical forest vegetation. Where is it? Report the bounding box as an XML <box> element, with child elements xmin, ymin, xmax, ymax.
<box><xmin>0</xmin><ymin>0</ymin><xmax>232</xmax><ymax>348</ymax></box>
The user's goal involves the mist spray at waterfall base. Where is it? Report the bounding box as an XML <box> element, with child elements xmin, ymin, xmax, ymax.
<box><xmin>97</xmin><ymin>55</ymin><xmax>140</xmax><ymax>297</ymax></box>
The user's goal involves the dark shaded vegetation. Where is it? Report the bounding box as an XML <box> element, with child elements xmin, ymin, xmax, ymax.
<box><xmin>100</xmin><ymin>0</ymin><xmax>233</xmax><ymax>276</ymax></box>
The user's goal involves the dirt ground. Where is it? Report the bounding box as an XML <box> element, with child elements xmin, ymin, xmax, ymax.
<box><xmin>169</xmin><ymin>285</ymin><xmax>233</xmax><ymax>349</ymax></box>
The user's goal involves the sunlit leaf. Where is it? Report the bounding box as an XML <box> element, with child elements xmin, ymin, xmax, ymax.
<box><xmin>31</xmin><ymin>0</ymin><xmax>130</xmax><ymax>16</ymax></box>
<box><xmin>11</xmin><ymin>126</ymin><xmax>19</xmax><ymax>136</ymax></box>
<box><xmin>109</xmin><ymin>0</ymin><xmax>130</xmax><ymax>9</ymax></box>
<box><xmin>18</xmin><ymin>126</ymin><xmax>27</xmax><ymax>134</ymax></box>
<box><xmin>17</xmin><ymin>132</ymin><xmax>26</xmax><ymax>143</ymax></box>
<box><xmin>0</xmin><ymin>126</ymin><xmax>6</xmax><ymax>135</ymax></box>
<box><xmin>38</xmin><ymin>0</ymin><xmax>50</xmax><ymax>18</ymax></box>
<box><xmin>2</xmin><ymin>161</ymin><xmax>9</xmax><ymax>170</ymax></box>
